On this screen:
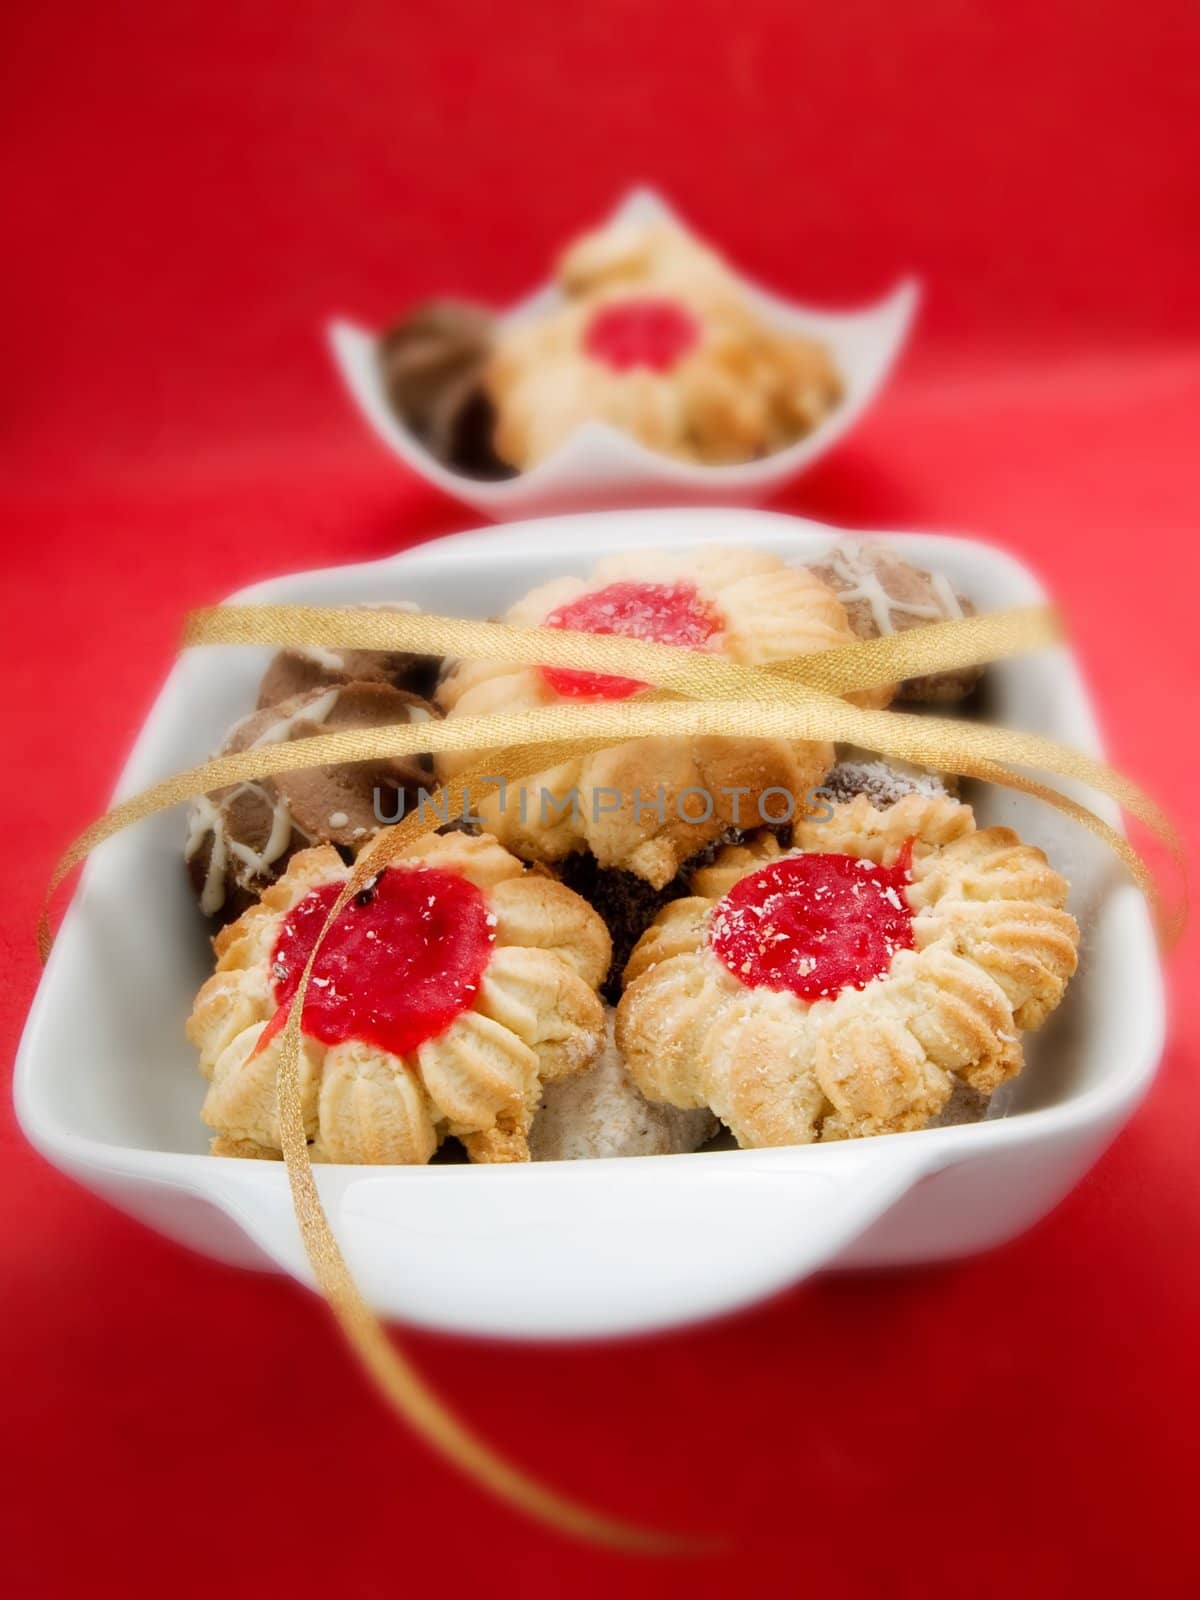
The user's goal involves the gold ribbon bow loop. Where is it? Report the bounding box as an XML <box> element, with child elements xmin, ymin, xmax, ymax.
<box><xmin>39</xmin><ymin>599</ymin><xmax>1185</xmax><ymax>1552</ymax></box>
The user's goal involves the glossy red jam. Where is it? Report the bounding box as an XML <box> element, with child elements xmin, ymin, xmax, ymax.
<box><xmin>710</xmin><ymin>846</ymin><xmax>915</xmax><ymax>1003</ymax></box>
<box><xmin>583</xmin><ymin>296</ymin><xmax>700</xmax><ymax>372</ymax></box>
<box><xmin>541</xmin><ymin>579</ymin><xmax>722</xmax><ymax>700</ymax></box>
<box><xmin>264</xmin><ymin>865</ymin><xmax>494</xmax><ymax>1056</ymax></box>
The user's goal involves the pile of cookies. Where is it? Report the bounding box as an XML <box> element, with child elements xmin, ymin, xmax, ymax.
<box><xmin>379</xmin><ymin>218</ymin><xmax>843</xmax><ymax>477</ymax></box>
<box><xmin>186</xmin><ymin>543</ymin><xmax>1078</xmax><ymax>1165</ymax></box>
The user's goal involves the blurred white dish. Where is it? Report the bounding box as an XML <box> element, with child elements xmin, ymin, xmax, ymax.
<box><xmin>328</xmin><ymin>188</ymin><xmax>918</xmax><ymax>519</ymax></box>
<box><xmin>15</xmin><ymin>510</ymin><xmax>1163</xmax><ymax>1340</ymax></box>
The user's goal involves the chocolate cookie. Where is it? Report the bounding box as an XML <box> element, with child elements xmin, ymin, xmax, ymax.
<box><xmin>818</xmin><ymin>758</ymin><xmax>952</xmax><ymax>810</ymax></box>
<box><xmin>378</xmin><ymin>299</ymin><xmax>514</xmax><ymax>479</ymax></box>
<box><xmin>805</xmin><ymin>542</ymin><xmax>982</xmax><ymax>703</ymax></box>
<box><xmin>257</xmin><ymin>603</ymin><xmax>442</xmax><ymax>705</ymax></box>
<box><xmin>186</xmin><ymin>682</ymin><xmax>438</xmax><ymax>923</ymax></box>
<box><xmin>556</xmin><ymin>853</ymin><xmax>688</xmax><ymax>1002</ymax></box>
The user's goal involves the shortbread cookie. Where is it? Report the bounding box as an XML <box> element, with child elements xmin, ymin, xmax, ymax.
<box><xmin>188</xmin><ymin>831</ymin><xmax>611</xmax><ymax>1164</ymax></box>
<box><xmin>185</xmin><ymin>682</ymin><xmax>438</xmax><ymax>922</ymax></box>
<box><xmin>437</xmin><ymin>546</ymin><xmax>884</xmax><ymax>889</ymax></box>
<box><xmin>804</xmin><ymin>542</ymin><xmax>981</xmax><ymax>703</ymax></box>
<box><xmin>618</xmin><ymin>794</ymin><xmax>1079</xmax><ymax>1147</ymax></box>
<box><xmin>529</xmin><ymin>1015</ymin><xmax>717</xmax><ymax>1160</ymax></box>
<box><xmin>556</xmin><ymin>220</ymin><xmax>735</xmax><ymax>302</ymax></box>
<box><xmin>485</xmin><ymin>221</ymin><xmax>841</xmax><ymax>470</ymax></box>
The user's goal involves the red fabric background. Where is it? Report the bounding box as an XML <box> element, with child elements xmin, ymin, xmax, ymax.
<box><xmin>3</xmin><ymin>4</ymin><xmax>1199</xmax><ymax>1594</ymax></box>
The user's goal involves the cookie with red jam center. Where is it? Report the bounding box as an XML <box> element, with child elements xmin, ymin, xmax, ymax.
<box><xmin>616</xmin><ymin>795</ymin><xmax>1080</xmax><ymax>1150</ymax></box>
<box><xmin>582</xmin><ymin>297</ymin><xmax>701</xmax><ymax>373</ymax></box>
<box><xmin>709</xmin><ymin>846</ymin><xmax>915</xmax><ymax>1002</ymax></box>
<box><xmin>541</xmin><ymin>579</ymin><xmax>722</xmax><ymax>700</ymax></box>
<box><xmin>188</xmin><ymin>833</ymin><xmax>613</xmax><ymax>1166</ymax></box>
<box><xmin>434</xmin><ymin>546</ymin><xmax>855</xmax><ymax>887</ymax></box>
<box><xmin>268</xmin><ymin>865</ymin><xmax>494</xmax><ymax>1057</ymax></box>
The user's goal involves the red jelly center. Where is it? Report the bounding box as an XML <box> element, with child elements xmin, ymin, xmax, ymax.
<box><xmin>710</xmin><ymin>847</ymin><xmax>915</xmax><ymax>1003</ymax></box>
<box><xmin>265</xmin><ymin>865</ymin><xmax>493</xmax><ymax>1057</ymax></box>
<box><xmin>541</xmin><ymin>579</ymin><xmax>722</xmax><ymax>701</ymax></box>
<box><xmin>583</xmin><ymin>297</ymin><xmax>701</xmax><ymax>373</ymax></box>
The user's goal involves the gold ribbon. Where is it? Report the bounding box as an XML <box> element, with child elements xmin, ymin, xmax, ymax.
<box><xmin>269</xmin><ymin>753</ymin><xmax>705</xmax><ymax>1554</ymax></box>
<box><xmin>40</xmin><ymin>603</ymin><xmax>1186</xmax><ymax>1551</ymax></box>
<box><xmin>184</xmin><ymin>601</ymin><xmax>1062</xmax><ymax>700</ymax></box>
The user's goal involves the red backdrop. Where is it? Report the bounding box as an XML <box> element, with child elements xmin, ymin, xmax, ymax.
<box><xmin>3</xmin><ymin>4</ymin><xmax>1199</xmax><ymax>1595</ymax></box>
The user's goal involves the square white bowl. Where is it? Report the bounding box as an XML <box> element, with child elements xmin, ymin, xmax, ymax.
<box><xmin>15</xmin><ymin>510</ymin><xmax>1164</xmax><ymax>1340</ymax></box>
<box><xmin>328</xmin><ymin>187</ymin><xmax>918</xmax><ymax>519</ymax></box>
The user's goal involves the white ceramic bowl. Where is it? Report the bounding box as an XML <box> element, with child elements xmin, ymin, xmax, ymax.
<box><xmin>15</xmin><ymin>510</ymin><xmax>1164</xmax><ymax>1340</ymax></box>
<box><xmin>328</xmin><ymin>188</ymin><xmax>918</xmax><ymax>519</ymax></box>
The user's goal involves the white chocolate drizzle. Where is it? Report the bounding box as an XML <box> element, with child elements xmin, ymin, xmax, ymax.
<box><xmin>824</xmin><ymin>545</ymin><xmax>963</xmax><ymax>636</ymax></box>
<box><xmin>247</xmin><ymin>688</ymin><xmax>340</xmax><ymax>747</ymax></box>
<box><xmin>184</xmin><ymin>690</ymin><xmax>340</xmax><ymax>915</ymax></box>
<box><xmin>293</xmin><ymin>644</ymin><xmax>346</xmax><ymax>672</ymax></box>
